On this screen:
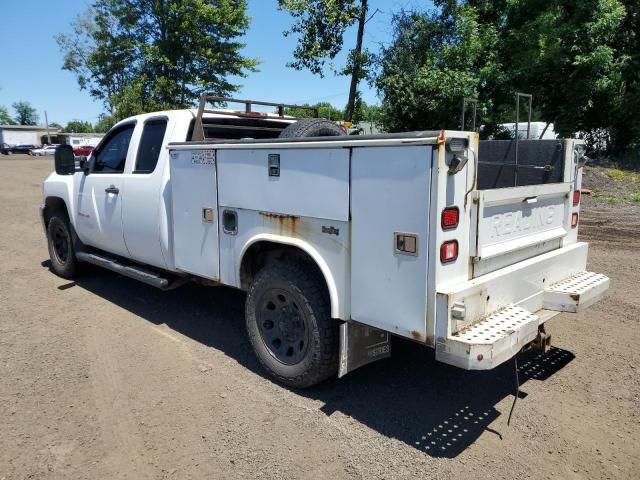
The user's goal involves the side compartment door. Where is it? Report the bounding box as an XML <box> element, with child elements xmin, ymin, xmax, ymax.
<box><xmin>75</xmin><ymin>123</ymin><xmax>135</xmax><ymax>258</ymax></box>
<box><xmin>170</xmin><ymin>148</ymin><xmax>219</xmax><ymax>280</ymax></box>
<box><xmin>350</xmin><ymin>145</ymin><xmax>432</xmax><ymax>341</ymax></box>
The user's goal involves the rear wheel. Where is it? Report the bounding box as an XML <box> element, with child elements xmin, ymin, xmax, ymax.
<box><xmin>47</xmin><ymin>214</ymin><xmax>78</xmax><ymax>279</ymax></box>
<box><xmin>245</xmin><ymin>260</ymin><xmax>339</xmax><ymax>388</ymax></box>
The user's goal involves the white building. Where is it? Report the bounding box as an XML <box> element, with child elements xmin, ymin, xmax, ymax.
<box><xmin>58</xmin><ymin>132</ymin><xmax>104</xmax><ymax>148</ymax></box>
<box><xmin>0</xmin><ymin>125</ymin><xmax>61</xmax><ymax>146</ymax></box>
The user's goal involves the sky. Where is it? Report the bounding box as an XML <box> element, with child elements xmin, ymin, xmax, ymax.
<box><xmin>0</xmin><ymin>0</ymin><xmax>428</xmax><ymax>127</ymax></box>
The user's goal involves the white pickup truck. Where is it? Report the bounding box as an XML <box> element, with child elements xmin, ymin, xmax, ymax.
<box><xmin>42</xmin><ymin>96</ymin><xmax>609</xmax><ymax>387</ymax></box>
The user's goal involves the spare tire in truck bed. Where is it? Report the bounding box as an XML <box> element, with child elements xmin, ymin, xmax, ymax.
<box><xmin>278</xmin><ymin>118</ymin><xmax>345</xmax><ymax>138</ymax></box>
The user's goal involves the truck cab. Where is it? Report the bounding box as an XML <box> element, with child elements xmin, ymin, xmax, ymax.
<box><xmin>43</xmin><ymin>106</ymin><xmax>296</xmax><ymax>272</ymax></box>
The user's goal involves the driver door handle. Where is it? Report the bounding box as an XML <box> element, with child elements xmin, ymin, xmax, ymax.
<box><xmin>105</xmin><ymin>185</ymin><xmax>119</xmax><ymax>194</ymax></box>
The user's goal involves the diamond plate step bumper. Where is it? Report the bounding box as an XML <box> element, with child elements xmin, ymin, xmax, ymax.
<box><xmin>543</xmin><ymin>271</ymin><xmax>609</xmax><ymax>313</ymax></box>
<box><xmin>436</xmin><ymin>305</ymin><xmax>539</xmax><ymax>370</ymax></box>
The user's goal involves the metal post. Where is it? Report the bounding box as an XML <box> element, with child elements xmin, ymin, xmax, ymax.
<box><xmin>44</xmin><ymin>110</ymin><xmax>50</xmax><ymax>144</ymax></box>
<box><xmin>461</xmin><ymin>97</ymin><xmax>478</xmax><ymax>131</ymax></box>
<box><xmin>472</xmin><ymin>101</ymin><xmax>477</xmax><ymax>132</ymax></box>
<box><xmin>514</xmin><ymin>92</ymin><xmax>533</xmax><ymax>186</ymax></box>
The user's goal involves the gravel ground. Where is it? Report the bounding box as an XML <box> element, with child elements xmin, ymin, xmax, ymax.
<box><xmin>1</xmin><ymin>155</ymin><xmax>638</xmax><ymax>479</ymax></box>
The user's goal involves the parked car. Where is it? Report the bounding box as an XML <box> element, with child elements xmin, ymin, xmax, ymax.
<box><xmin>1</xmin><ymin>144</ymin><xmax>41</xmax><ymax>155</ymax></box>
<box><xmin>30</xmin><ymin>145</ymin><xmax>59</xmax><ymax>156</ymax></box>
<box><xmin>72</xmin><ymin>145</ymin><xmax>95</xmax><ymax>156</ymax></box>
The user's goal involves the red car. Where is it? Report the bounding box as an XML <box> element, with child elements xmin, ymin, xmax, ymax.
<box><xmin>73</xmin><ymin>145</ymin><xmax>95</xmax><ymax>156</ymax></box>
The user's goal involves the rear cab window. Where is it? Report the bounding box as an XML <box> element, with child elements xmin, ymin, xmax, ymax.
<box><xmin>135</xmin><ymin>118</ymin><xmax>168</xmax><ymax>173</ymax></box>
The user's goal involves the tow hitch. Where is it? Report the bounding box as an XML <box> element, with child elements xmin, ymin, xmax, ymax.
<box><xmin>528</xmin><ymin>325</ymin><xmax>552</xmax><ymax>353</ymax></box>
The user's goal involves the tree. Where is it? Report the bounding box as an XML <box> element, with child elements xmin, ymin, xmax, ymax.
<box><xmin>493</xmin><ymin>0</ymin><xmax>632</xmax><ymax>155</ymax></box>
<box><xmin>375</xmin><ymin>6</ymin><xmax>500</xmax><ymax>132</ymax></box>
<box><xmin>65</xmin><ymin>120</ymin><xmax>95</xmax><ymax>133</ymax></box>
<box><xmin>374</xmin><ymin>1</ymin><xmax>638</xmax><ymax>159</ymax></box>
<box><xmin>0</xmin><ymin>105</ymin><xmax>15</xmax><ymax>125</ymax></box>
<box><xmin>278</xmin><ymin>0</ymin><xmax>377</xmax><ymax>122</ymax></box>
<box><xmin>13</xmin><ymin>101</ymin><xmax>39</xmax><ymax>125</ymax></box>
<box><xmin>351</xmin><ymin>98</ymin><xmax>383</xmax><ymax>126</ymax></box>
<box><xmin>285</xmin><ymin>102</ymin><xmax>344</xmax><ymax>120</ymax></box>
<box><xmin>94</xmin><ymin>114</ymin><xmax>115</xmax><ymax>132</ymax></box>
<box><xmin>57</xmin><ymin>0</ymin><xmax>257</xmax><ymax>119</ymax></box>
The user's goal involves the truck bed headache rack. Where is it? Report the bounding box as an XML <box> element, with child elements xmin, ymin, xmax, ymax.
<box><xmin>192</xmin><ymin>94</ymin><xmax>319</xmax><ymax>142</ymax></box>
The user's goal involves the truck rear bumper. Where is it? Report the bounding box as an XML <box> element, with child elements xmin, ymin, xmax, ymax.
<box><xmin>435</xmin><ymin>243</ymin><xmax>609</xmax><ymax>370</ymax></box>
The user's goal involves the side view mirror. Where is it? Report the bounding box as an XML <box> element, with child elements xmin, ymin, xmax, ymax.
<box><xmin>574</xmin><ymin>144</ymin><xmax>590</xmax><ymax>168</ymax></box>
<box><xmin>54</xmin><ymin>145</ymin><xmax>75</xmax><ymax>175</ymax></box>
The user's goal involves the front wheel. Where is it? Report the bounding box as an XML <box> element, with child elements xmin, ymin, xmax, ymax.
<box><xmin>245</xmin><ymin>260</ymin><xmax>339</xmax><ymax>388</ymax></box>
<box><xmin>46</xmin><ymin>214</ymin><xmax>78</xmax><ymax>279</ymax></box>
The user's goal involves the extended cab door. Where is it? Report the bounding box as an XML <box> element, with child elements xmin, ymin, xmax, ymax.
<box><xmin>75</xmin><ymin>123</ymin><xmax>135</xmax><ymax>258</ymax></box>
<box><xmin>122</xmin><ymin>116</ymin><xmax>173</xmax><ymax>269</ymax></box>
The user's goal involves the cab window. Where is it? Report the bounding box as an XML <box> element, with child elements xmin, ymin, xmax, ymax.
<box><xmin>135</xmin><ymin>119</ymin><xmax>167</xmax><ymax>173</ymax></box>
<box><xmin>91</xmin><ymin>124</ymin><xmax>135</xmax><ymax>173</ymax></box>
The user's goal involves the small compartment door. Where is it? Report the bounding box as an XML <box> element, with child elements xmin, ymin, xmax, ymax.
<box><xmin>170</xmin><ymin>149</ymin><xmax>219</xmax><ymax>280</ymax></box>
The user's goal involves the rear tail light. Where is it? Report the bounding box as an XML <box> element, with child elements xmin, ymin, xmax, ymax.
<box><xmin>440</xmin><ymin>240</ymin><xmax>459</xmax><ymax>263</ymax></box>
<box><xmin>571</xmin><ymin>212</ymin><xmax>579</xmax><ymax>228</ymax></box>
<box><xmin>573</xmin><ymin>190</ymin><xmax>581</xmax><ymax>206</ymax></box>
<box><xmin>441</xmin><ymin>207</ymin><xmax>459</xmax><ymax>230</ymax></box>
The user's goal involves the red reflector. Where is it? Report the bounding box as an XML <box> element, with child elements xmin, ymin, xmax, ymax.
<box><xmin>440</xmin><ymin>240</ymin><xmax>458</xmax><ymax>263</ymax></box>
<box><xmin>441</xmin><ymin>207</ymin><xmax>460</xmax><ymax>230</ymax></box>
<box><xmin>571</xmin><ymin>212</ymin><xmax>579</xmax><ymax>228</ymax></box>
<box><xmin>573</xmin><ymin>190</ymin><xmax>581</xmax><ymax>206</ymax></box>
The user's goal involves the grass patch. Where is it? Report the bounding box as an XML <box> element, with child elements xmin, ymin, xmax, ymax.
<box><xmin>629</xmin><ymin>192</ymin><xmax>640</xmax><ymax>202</ymax></box>
<box><xmin>605</xmin><ymin>168</ymin><xmax>626</xmax><ymax>181</ymax></box>
<box><xmin>590</xmin><ymin>187</ymin><xmax>602</xmax><ymax>198</ymax></box>
<box><xmin>603</xmin><ymin>196</ymin><xmax>621</xmax><ymax>205</ymax></box>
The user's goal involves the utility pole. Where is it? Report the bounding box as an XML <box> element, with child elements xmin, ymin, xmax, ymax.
<box><xmin>44</xmin><ymin>110</ymin><xmax>51</xmax><ymax>144</ymax></box>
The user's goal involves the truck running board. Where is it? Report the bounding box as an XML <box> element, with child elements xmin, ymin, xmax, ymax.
<box><xmin>542</xmin><ymin>271</ymin><xmax>610</xmax><ymax>313</ymax></box>
<box><xmin>76</xmin><ymin>252</ymin><xmax>172</xmax><ymax>290</ymax></box>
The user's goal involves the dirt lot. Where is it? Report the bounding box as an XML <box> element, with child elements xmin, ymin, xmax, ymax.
<box><xmin>1</xmin><ymin>155</ymin><xmax>639</xmax><ymax>479</ymax></box>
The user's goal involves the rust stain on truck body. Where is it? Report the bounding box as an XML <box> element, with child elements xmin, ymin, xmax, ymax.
<box><xmin>259</xmin><ymin>211</ymin><xmax>300</xmax><ymax>236</ymax></box>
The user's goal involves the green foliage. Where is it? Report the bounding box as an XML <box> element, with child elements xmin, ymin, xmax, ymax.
<box><xmin>630</xmin><ymin>192</ymin><xmax>640</xmax><ymax>202</ymax></box>
<box><xmin>65</xmin><ymin>120</ymin><xmax>95</xmax><ymax>133</ymax></box>
<box><xmin>278</xmin><ymin>0</ymin><xmax>360</xmax><ymax>76</ymax></box>
<box><xmin>374</xmin><ymin>1</ymin><xmax>639</xmax><ymax>159</ymax></box>
<box><xmin>57</xmin><ymin>0</ymin><xmax>257</xmax><ymax>120</ymax></box>
<box><xmin>94</xmin><ymin>114</ymin><xmax>115</xmax><ymax>133</ymax></box>
<box><xmin>48</xmin><ymin>122</ymin><xmax>63</xmax><ymax>130</ymax></box>
<box><xmin>350</xmin><ymin>98</ymin><xmax>382</xmax><ymax>125</ymax></box>
<box><xmin>12</xmin><ymin>101</ymin><xmax>39</xmax><ymax>125</ymax></box>
<box><xmin>375</xmin><ymin>6</ymin><xmax>501</xmax><ymax>132</ymax></box>
<box><xmin>285</xmin><ymin>101</ymin><xmax>344</xmax><ymax>120</ymax></box>
<box><xmin>0</xmin><ymin>105</ymin><xmax>16</xmax><ymax>125</ymax></box>
<box><xmin>278</xmin><ymin>0</ymin><xmax>373</xmax><ymax>121</ymax></box>
<box><xmin>605</xmin><ymin>168</ymin><xmax>626</xmax><ymax>181</ymax></box>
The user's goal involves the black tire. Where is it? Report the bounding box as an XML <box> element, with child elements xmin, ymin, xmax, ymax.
<box><xmin>47</xmin><ymin>214</ymin><xmax>78</xmax><ymax>279</ymax></box>
<box><xmin>245</xmin><ymin>260</ymin><xmax>339</xmax><ymax>388</ymax></box>
<box><xmin>278</xmin><ymin>118</ymin><xmax>345</xmax><ymax>139</ymax></box>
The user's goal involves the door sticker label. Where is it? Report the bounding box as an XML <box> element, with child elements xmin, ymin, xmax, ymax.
<box><xmin>191</xmin><ymin>150</ymin><xmax>215</xmax><ymax>165</ymax></box>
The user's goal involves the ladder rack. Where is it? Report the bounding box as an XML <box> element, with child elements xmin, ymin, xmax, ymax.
<box><xmin>192</xmin><ymin>94</ymin><xmax>319</xmax><ymax>142</ymax></box>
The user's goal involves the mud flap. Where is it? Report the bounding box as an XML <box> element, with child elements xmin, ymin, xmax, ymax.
<box><xmin>338</xmin><ymin>322</ymin><xmax>391</xmax><ymax>378</ymax></box>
